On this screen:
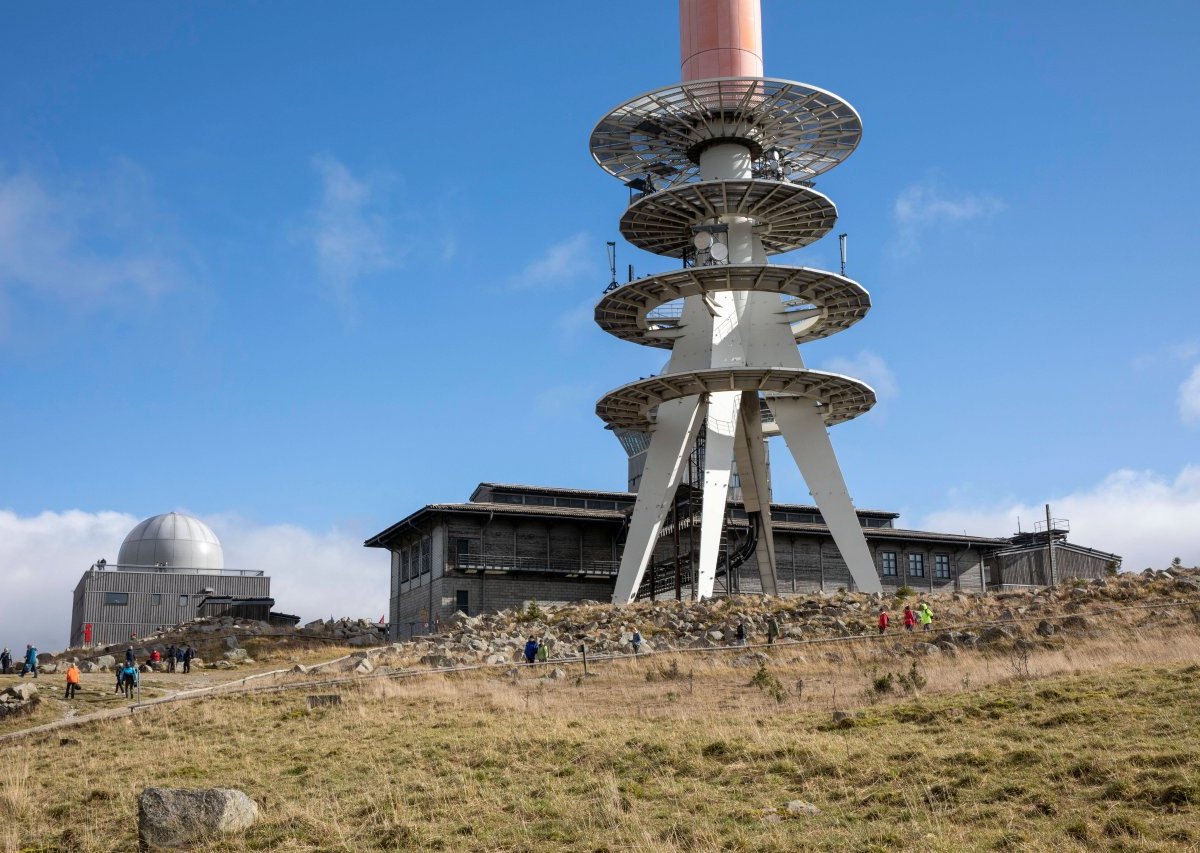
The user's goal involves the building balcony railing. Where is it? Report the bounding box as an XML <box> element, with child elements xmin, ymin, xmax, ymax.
<box><xmin>90</xmin><ymin>563</ymin><xmax>266</xmax><ymax>577</ymax></box>
<box><xmin>454</xmin><ymin>554</ymin><xmax>619</xmax><ymax>578</ymax></box>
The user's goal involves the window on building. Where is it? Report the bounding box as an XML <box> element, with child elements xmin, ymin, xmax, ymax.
<box><xmin>150</xmin><ymin>594</ymin><xmax>162</xmax><ymax>606</ymax></box>
<box><xmin>104</xmin><ymin>592</ymin><xmax>128</xmax><ymax>606</ymax></box>
<box><xmin>881</xmin><ymin>551</ymin><xmax>898</xmax><ymax>576</ymax></box>
<box><xmin>493</xmin><ymin>493</ymin><xmax>523</xmax><ymax>504</ymax></box>
<box><xmin>178</xmin><ymin>594</ymin><xmax>188</xmax><ymax>607</ymax></box>
<box><xmin>528</xmin><ymin>495</ymin><xmax>555</xmax><ymax>506</ymax></box>
<box><xmin>908</xmin><ymin>554</ymin><xmax>925</xmax><ymax>578</ymax></box>
<box><xmin>421</xmin><ymin>538</ymin><xmax>431</xmax><ymax>575</ymax></box>
<box><xmin>587</xmin><ymin>500</ymin><xmax>618</xmax><ymax>510</ymax></box>
<box><xmin>455</xmin><ymin>538</ymin><xmax>472</xmax><ymax>567</ymax></box>
<box><xmin>556</xmin><ymin>498</ymin><xmax>586</xmax><ymax>508</ymax></box>
<box><xmin>400</xmin><ymin>550</ymin><xmax>409</xmax><ymax>583</ymax></box>
<box><xmin>935</xmin><ymin>555</ymin><xmax>951</xmax><ymax>579</ymax></box>
<box><xmin>455</xmin><ymin>590</ymin><xmax>470</xmax><ymax>615</ymax></box>
<box><xmin>409</xmin><ymin>545</ymin><xmax>420</xmax><ymax>582</ymax></box>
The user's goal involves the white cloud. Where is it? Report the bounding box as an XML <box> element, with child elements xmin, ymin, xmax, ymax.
<box><xmin>918</xmin><ymin>466</ymin><xmax>1200</xmax><ymax>572</ymax></box>
<box><xmin>0</xmin><ymin>509</ymin><xmax>386</xmax><ymax>654</ymax></box>
<box><xmin>510</xmin><ymin>233</ymin><xmax>592</xmax><ymax>289</ymax></box>
<box><xmin>308</xmin><ymin>156</ymin><xmax>400</xmax><ymax>310</ymax></box>
<box><xmin>1180</xmin><ymin>364</ymin><xmax>1200</xmax><ymax>425</ymax></box>
<box><xmin>818</xmin><ymin>350</ymin><xmax>898</xmax><ymax>400</ymax></box>
<box><xmin>890</xmin><ymin>181</ymin><xmax>1005</xmax><ymax>257</ymax></box>
<box><xmin>0</xmin><ymin>165</ymin><xmax>180</xmax><ymax>335</ymax></box>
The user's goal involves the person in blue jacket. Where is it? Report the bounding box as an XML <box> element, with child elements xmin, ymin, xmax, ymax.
<box><xmin>524</xmin><ymin>636</ymin><xmax>539</xmax><ymax>664</ymax></box>
<box><xmin>120</xmin><ymin>663</ymin><xmax>139</xmax><ymax>699</ymax></box>
<box><xmin>21</xmin><ymin>645</ymin><xmax>38</xmax><ymax>678</ymax></box>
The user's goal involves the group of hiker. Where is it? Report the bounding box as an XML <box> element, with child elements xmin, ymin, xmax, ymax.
<box><xmin>0</xmin><ymin>641</ymin><xmax>199</xmax><ymax>703</ymax></box>
<box><xmin>877</xmin><ymin>602</ymin><xmax>934</xmax><ymax>633</ymax></box>
<box><xmin>1</xmin><ymin>644</ymin><xmax>42</xmax><ymax>678</ymax></box>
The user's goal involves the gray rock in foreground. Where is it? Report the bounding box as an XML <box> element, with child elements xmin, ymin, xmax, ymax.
<box><xmin>138</xmin><ymin>787</ymin><xmax>258</xmax><ymax>849</ymax></box>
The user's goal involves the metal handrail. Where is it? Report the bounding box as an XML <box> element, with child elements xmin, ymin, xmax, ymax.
<box><xmin>455</xmin><ymin>554</ymin><xmax>619</xmax><ymax>577</ymax></box>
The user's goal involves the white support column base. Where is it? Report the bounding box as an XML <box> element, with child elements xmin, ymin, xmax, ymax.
<box><xmin>695</xmin><ymin>390</ymin><xmax>740</xmax><ymax>599</ymax></box>
<box><xmin>734</xmin><ymin>393</ymin><xmax>778</xmax><ymax>596</ymax></box>
<box><xmin>610</xmin><ymin>395</ymin><xmax>706</xmax><ymax>604</ymax></box>
<box><xmin>768</xmin><ymin>397</ymin><xmax>883</xmax><ymax>595</ymax></box>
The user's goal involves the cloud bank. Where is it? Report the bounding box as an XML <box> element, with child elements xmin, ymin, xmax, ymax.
<box><xmin>919</xmin><ymin>465</ymin><xmax>1200</xmax><ymax>572</ymax></box>
<box><xmin>0</xmin><ymin>509</ymin><xmax>386</xmax><ymax>653</ymax></box>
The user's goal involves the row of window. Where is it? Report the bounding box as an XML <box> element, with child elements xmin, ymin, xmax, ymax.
<box><xmin>399</xmin><ymin>537</ymin><xmax>433</xmax><ymax>583</ymax></box>
<box><xmin>880</xmin><ymin>552</ymin><xmax>952</xmax><ymax>580</ymax></box>
<box><xmin>103</xmin><ymin>592</ymin><xmax>189</xmax><ymax>607</ymax></box>
<box><xmin>490</xmin><ymin>493</ymin><xmax>628</xmax><ymax>510</ymax></box>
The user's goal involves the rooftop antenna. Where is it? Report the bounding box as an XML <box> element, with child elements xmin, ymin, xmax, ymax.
<box><xmin>839</xmin><ymin>233</ymin><xmax>848</xmax><ymax>276</ymax></box>
<box><xmin>605</xmin><ymin>241</ymin><xmax>618</xmax><ymax>292</ymax></box>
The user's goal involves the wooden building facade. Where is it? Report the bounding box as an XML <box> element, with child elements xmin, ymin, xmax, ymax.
<box><xmin>367</xmin><ymin>484</ymin><xmax>1103</xmax><ymax>639</ymax></box>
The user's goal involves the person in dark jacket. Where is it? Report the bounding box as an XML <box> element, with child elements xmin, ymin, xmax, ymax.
<box><xmin>524</xmin><ymin>636</ymin><xmax>539</xmax><ymax>664</ymax></box>
<box><xmin>125</xmin><ymin>647</ymin><xmax>135</xmax><ymax>666</ymax></box>
<box><xmin>0</xmin><ymin>647</ymin><xmax>11</xmax><ymax>674</ymax></box>
<box><xmin>735</xmin><ymin>622</ymin><xmax>746</xmax><ymax>646</ymax></box>
<box><xmin>166</xmin><ymin>644</ymin><xmax>176</xmax><ymax>673</ymax></box>
<box><xmin>182</xmin><ymin>647</ymin><xmax>192</xmax><ymax>673</ymax></box>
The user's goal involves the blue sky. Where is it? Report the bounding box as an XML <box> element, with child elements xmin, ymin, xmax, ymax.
<box><xmin>3</xmin><ymin>2</ymin><xmax>1199</xmax><ymax>649</ymax></box>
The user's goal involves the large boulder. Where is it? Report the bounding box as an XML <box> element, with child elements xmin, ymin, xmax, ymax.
<box><xmin>138</xmin><ymin>787</ymin><xmax>259</xmax><ymax>849</ymax></box>
<box><xmin>96</xmin><ymin>655</ymin><xmax>116</xmax><ymax>670</ymax></box>
<box><xmin>4</xmin><ymin>684</ymin><xmax>37</xmax><ymax>701</ymax></box>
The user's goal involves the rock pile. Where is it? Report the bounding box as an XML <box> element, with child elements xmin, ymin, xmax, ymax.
<box><xmin>380</xmin><ymin>569</ymin><xmax>1200</xmax><ymax>668</ymax></box>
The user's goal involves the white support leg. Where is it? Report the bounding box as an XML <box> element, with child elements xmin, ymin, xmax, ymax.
<box><xmin>695</xmin><ymin>390</ymin><xmax>740</xmax><ymax>600</ymax></box>
<box><xmin>769</xmin><ymin>397</ymin><xmax>883</xmax><ymax>595</ymax></box>
<box><xmin>734</xmin><ymin>393</ymin><xmax>778</xmax><ymax>596</ymax></box>
<box><xmin>611</xmin><ymin>395</ymin><xmax>706</xmax><ymax>604</ymax></box>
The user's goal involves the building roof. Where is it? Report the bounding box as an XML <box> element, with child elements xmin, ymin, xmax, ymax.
<box><xmin>469</xmin><ymin>482</ymin><xmax>635</xmax><ymax>502</ymax></box>
<box><xmin>364</xmin><ymin>502</ymin><xmax>627</xmax><ymax>548</ymax></box>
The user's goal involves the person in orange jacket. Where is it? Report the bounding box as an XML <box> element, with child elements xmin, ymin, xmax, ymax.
<box><xmin>64</xmin><ymin>662</ymin><xmax>81</xmax><ymax>700</ymax></box>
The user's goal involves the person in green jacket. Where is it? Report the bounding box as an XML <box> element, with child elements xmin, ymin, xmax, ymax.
<box><xmin>918</xmin><ymin>602</ymin><xmax>934</xmax><ymax>632</ymax></box>
<box><xmin>536</xmin><ymin>639</ymin><xmax>549</xmax><ymax>663</ymax></box>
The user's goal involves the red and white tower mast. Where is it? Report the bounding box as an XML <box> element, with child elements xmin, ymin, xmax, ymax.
<box><xmin>593</xmin><ymin>0</ymin><xmax>884</xmax><ymax>600</ymax></box>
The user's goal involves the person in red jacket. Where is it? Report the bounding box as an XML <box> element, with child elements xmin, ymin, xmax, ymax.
<box><xmin>903</xmin><ymin>604</ymin><xmax>916</xmax><ymax>632</ymax></box>
<box><xmin>877</xmin><ymin>608</ymin><xmax>889</xmax><ymax>634</ymax></box>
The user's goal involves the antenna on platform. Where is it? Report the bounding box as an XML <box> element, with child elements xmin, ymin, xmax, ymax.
<box><xmin>605</xmin><ymin>241</ymin><xmax>618</xmax><ymax>292</ymax></box>
<box><xmin>839</xmin><ymin>233</ymin><xmax>848</xmax><ymax>276</ymax></box>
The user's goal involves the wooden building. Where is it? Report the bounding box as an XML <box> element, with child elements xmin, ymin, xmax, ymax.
<box><xmin>367</xmin><ymin>483</ymin><xmax>1121</xmax><ymax>639</ymax></box>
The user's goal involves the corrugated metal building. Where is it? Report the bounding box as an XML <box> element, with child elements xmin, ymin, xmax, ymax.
<box><xmin>67</xmin><ymin>511</ymin><xmax>272</xmax><ymax>647</ymax></box>
<box><xmin>69</xmin><ymin>566</ymin><xmax>269</xmax><ymax>647</ymax></box>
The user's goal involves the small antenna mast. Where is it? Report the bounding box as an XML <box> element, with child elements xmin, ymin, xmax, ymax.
<box><xmin>838</xmin><ymin>233</ymin><xmax>848</xmax><ymax>276</ymax></box>
<box><xmin>605</xmin><ymin>241</ymin><xmax>617</xmax><ymax>292</ymax></box>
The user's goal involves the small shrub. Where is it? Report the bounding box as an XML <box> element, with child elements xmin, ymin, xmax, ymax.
<box><xmin>895</xmin><ymin>586</ymin><xmax>915</xmax><ymax>599</ymax></box>
<box><xmin>516</xmin><ymin>599</ymin><xmax>543</xmax><ymax>622</ymax></box>
<box><xmin>897</xmin><ymin>660</ymin><xmax>927</xmax><ymax>694</ymax></box>
<box><xmin>750</xmin><ymin>664</ymin><xmax>788</xmax><ymax>703</ymax></box>
<box><xmin>872</xmin><ymin>671</ymin><xmax>894</xmax><ymax>695</ymax></box>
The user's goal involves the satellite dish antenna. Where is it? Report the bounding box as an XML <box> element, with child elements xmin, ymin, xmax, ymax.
<box><xmin>693</xmin><ymin>231</ymin><xmax>713</xmax><ymax>250</ymax></box>
<box><xmin>710</xmin><ymin>241</ymin><xmax>729</xmax><ymax>261</ymax></box>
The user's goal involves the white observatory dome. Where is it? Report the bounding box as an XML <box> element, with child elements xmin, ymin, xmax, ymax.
<box><xmin>117</xmin><ymin>512</ymin><xmax>225</xmax><ymax>570</ymax></box>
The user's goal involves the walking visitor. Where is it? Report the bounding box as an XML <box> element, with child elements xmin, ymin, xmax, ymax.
<box><xmin>918</xmin><ymin>602</ymin><xmax>934</xmax><ymax>632</ymax></box>
<box><xmin>631</xmin><ymin>628</ymin><xmax>642</xmax><ymax>654</ymax></box>
<box><xmin>878</xmin><ymin>607</ymin><xmax>890</xmax><ymax>634</ymax></box>
<box><xmin>903</xmin><ymin>605</ymin><xmax>916</xmax><ymax>632</ymax></box>
<box><xmin>166</xmin><ymin>644</ymin><xmax>176</xmax><ymax>673</ymax></box>
<box><xmin>121</xmin><ymin>663</ymin><xmax>139</xmax><ymax>699</ymax></box>
<box><xmin>21</xmin><ymin>644</ymin><xmax>38</xmax><ymax>678</ymax></box>
<box><xmin>0</xmin><ymin>647</ymin><xmax>11</xmax><ymax>674</ymax></box>
<box><xmin>524</xmin><ymin>636</ymin><xmax>539</xmax><ymax>664</ymax></box>
<box><xmin>735</xmin><ymin>621</ymin><xmax>746</xmax><ymax>646</ymax></box>
<box><xmin>182</xmin><ymin>647</ymin><xmax>192</xmax><ymax>673</ymax></box>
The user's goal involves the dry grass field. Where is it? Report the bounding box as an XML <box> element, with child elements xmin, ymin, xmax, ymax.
<box><xmin>2</xmin><ymin>614</ymin><xmax>1199</xmax><ymax>851</ymax></box>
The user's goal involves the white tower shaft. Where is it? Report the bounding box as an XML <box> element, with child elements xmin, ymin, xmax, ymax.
<box><xmin>593</xmin><ymin>2</ymin><xmax>882</xmax><ymax>602</ymax></box>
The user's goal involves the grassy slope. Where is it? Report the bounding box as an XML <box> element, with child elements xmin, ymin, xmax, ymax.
<box><xmin>3</xmin><ymin>628</ymin><xmax>1199</xmax><ymax>852</ymax></box>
